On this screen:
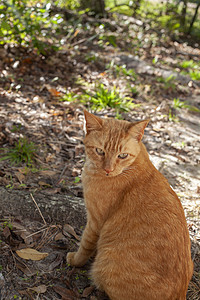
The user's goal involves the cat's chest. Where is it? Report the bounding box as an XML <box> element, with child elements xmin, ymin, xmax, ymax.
<box><xmin>82</xmin><ymin>172</ymin><xmax>122</xmax><ymax>215</ymax></box>
<box><xmin>83</xmin><ymin>175</ymin><xmax>118</xmax><ymax>199</ymax></box>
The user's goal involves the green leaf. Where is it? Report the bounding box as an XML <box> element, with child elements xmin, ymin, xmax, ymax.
<box><xmin>1</xmin><ymin>20</ymin><xmax>11</xmax><ymax>31</ymax></box>
<box><xmin>74</xmin><ymin>177</ymin><xmax>80</xmax><ymax>183</ymax></box>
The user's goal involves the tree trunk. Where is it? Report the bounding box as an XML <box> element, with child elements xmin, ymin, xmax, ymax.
<box><xmin>188</xmin><ymin>1</ymin><xmax>200</xmax><ymax>34</ymax></box>
<box><xmin>132</xmin><ymin>0</ymin><xmax>142</xmax><ymax>16</ymax></box>
<box><xmin>0</xmin><ymin>187</ymin><xmax>86</xmax><ymax>227</ymax></box>
<box><xmin>80</xmin><ymin>0</ymin><xmax>106</xmax><ymax>16</ymax></box>
<box><xmin>180</xmin><ymin>0</ymin><xmax>188</xmax><ymax>27</ymax></box>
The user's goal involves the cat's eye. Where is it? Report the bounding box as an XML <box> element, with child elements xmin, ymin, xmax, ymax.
<box><xmin>118</xmin><ymin>153</ymin><xmax>128</xmax><ymax>159</ymax></box>
<box><xmin>96</xmin><ymin>148</ymin><xmax>105</xmax><ymax>156</ymax></box>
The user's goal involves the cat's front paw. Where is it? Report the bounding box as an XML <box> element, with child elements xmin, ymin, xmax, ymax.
<box><xmin>67</xmin><ymin>251</ymin><xmax>77</xmax><ymax>266</ymax></box>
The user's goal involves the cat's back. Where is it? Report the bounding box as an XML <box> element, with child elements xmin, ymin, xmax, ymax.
<box><xmin>91</xmin><ymin>166</ymin><xmax>193</xmax><ymax>300</ymax></box>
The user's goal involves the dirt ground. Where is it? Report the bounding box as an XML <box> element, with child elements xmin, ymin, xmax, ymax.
<box><xmin>0</xmin><ymin>12</ymin><xmax>200</xmax><ymax>299</ymax></box>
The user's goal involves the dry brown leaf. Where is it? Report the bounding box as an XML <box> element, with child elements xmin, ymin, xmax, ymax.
<box><xmin>49</xmin><ymin>253</ymin><xmax>64</xmax><ymax>271</ymax></box>
<box><xmin>16</xmin><ymin>248</ymin><xmax>49</xmax><ymax>261</ymax></box>
<box><xmin>39</xmin><ymin>170</ymin><xmax>57</xmax><ymax>176</ymax></box>
<box><xmin>55</xmin><ymin>232</ymin><xmax>65</xmax><ymax>241</ymax></box>
<box><xmin>45</xmin><ymin>84</ymin><xmax>62</xmax><ymax>97</ymax></box>
<box><xmin>63</xmin><ymin>224</ymin><xmax>81</xmax><ymax>241</ymax></box>
<box><xmin>29</xmin><ymin>285</ymin><xmax>47</xmax><ymax>294</ymax></box>
<box><xmin>11</xmin><ymin>221</ymin><xmax>33</xmax><ymax>245</ymax></box>
<box><xmin>49</xmin><ymin>143</ymin><xmax>61</xmax><ymax>153</ymax></box>
<box><xmin>20</xmin><ymin>231</ymin><xmax>33</xmax><ymax>246</ymax></box>
<box><xmin>16</xmin><ymin>263</ymin><xmax>38</xmax><ymax>277</ymax></box>
<box><xmin>49</xmin><ymin>88</ymin><xmax>62</xmax><ymax>97</ymax></box>
<box><xmin>53</xmin><ymin>285</ymin><xmax>78</xmax><ymax>299</ymax></box>
<box><xmin>18</xmin><ymin>167</ymin><xmax>29</xmax><ymax>174</ymax></box>
<box><xmin>46</xmin><ymin>153</ymin><xmax>56</xmax><ymax>162</ymax></box>
<box><xmin>43</xmin><ymin>187</ymin><xmax>61</xmax><ymax>195</ymax></box>
<box><xmin>3</xmin><ymin>226</ymin><xmax>11</xmax><ymax>239</ymax></box>
<box><xmin>38</xmin><ymin>181</ymin><xmax>51</xmax><ymax>187</ymax></box>
<box><xmin>82</xmin><ymin>286</ymin><xmax>94</xmax><ymax>297</ymax></box>
<box><xmin>15</xmin><ymin>172</ymin><xmax>25</xmax><ymax>183</ymax></box>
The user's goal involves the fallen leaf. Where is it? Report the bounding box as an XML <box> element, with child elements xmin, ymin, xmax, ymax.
<box><xmin>16</xmin><ymin>263</ymin><xmax>38</xmax><ymax>276</ymax></box>
<box><xmin>63</xmin><ymin>224</ymin><xmax>81</xmax><ymax>241</ymax></box>
<box><xmin>46</xmin><ymin>153</ymin><xmax>56</xmax><ymax>162</ymax></box>
<box><xmin>82</xmin><ymin>286</ymin><xmax>95</xmax><ymax>297</ymax></box>
<box><xmin>29</xmin><ymin>285</ymin><xmax>47</xmax><ymax>294</ymax></box>
<box><xmin>39</xmin><ymin>170</ymin><xmax>57</xmax><ymax>176</ymax></box>
<box><xmin>49</xmin><ymin>143</ymin><xmax>61</xmax><ymax>153</ymax></box>
<box><xmin>11</xmin><ymin>221</ymin><xmax>33</xmax><ymax>245</ymax></box>
<box><xmin>18</xmin><ymin>167</ymin><xmax>29</xmax><ymax>174</ymax></box>
<box><xmin>16</xmin><ymin>248</ymin><xmax>49</xmax><ymax>261</ymax></box>
<box><xmin>74</xmin><ymin>29</ymin><xmax>80</xmax><ymax>37</ymax></box>
<box><xmin>55</xmin><ymin>232</ymin><xmax>66</xmax><ymax>241</ymax></box>
<box><xmin>15</xmin><ymin>172</ymin><xmax>25</xmax><ymax>183</ymax></box>
<box><xmin>3</xmin><ymin>226</ymin><xmax>11</xmax><ymax>239</ymax></box>
<box><xmin>18</xmin><ymin>290</ymin><xmax>29</xmax><ymax>296</ymax></box>
<box><xmin>53</xmin><ymin>285</ymin><xmax>78</xmax><ymax>299</ymax></box>
<box><xmin>38</xmin><ymin>181</ymin><xmax>52</xmax><ymax>187</ymax></box>
<box><xmin>21</xmin><ymin>57</ymin><xmax>33</xmax><ymax>65</ymax></box>
<box><xmin>20</xmin><ymin>231</ymin><xmax>33</xmax><ymax>246</ymax></box>
<box><xmin>43</xmin><ymin>187</ymin><xmax>61</xmax><ymax>195</ymax></box>
<box><xmin>49</xmin><ymin>253</ymin><xmax>64</xmax><ymax>271</ymax></box>
<box><xmin>45</xmin><ymin>84</ymin><xmax>62</xmax><ymax>97</ymax></box>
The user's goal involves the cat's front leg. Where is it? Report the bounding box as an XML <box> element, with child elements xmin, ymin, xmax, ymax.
<box><xmin>67</xmin><ymin>221</ymin><xmax>98</xmax><ymax>267</ymax></box>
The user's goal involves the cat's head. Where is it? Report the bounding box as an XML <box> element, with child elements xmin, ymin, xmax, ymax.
<box><xmin>83</xmin><ymin>111</ymin><xmax>149</xmax><ymax>177</ymax></box>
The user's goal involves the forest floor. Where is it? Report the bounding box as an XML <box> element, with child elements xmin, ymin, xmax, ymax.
<box><xmin>0</xmin><ymin>12</ymin><xmax>200</xmax><ymax>300</ymax></box>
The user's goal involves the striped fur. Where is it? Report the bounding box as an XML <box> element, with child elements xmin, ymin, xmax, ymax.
<box><xmin>67</xmin><ymin>111</ymin><xmax>193</xmax><ymax>300</ymax></box>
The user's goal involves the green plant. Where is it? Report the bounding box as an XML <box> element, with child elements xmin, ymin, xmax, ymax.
<box><xmin>82</xmin><ymin>83</ymin><xmax>137</xmax><ymax>112</ymax></box>
<box><xmin>115</xmin><ymin>111</ymin><xmax>123</xmax><ymax>120</ymax></box>
<box><xmin>173</xmin><ymin>98</ymin><xmax>188</xmax><ymax>109</ymax></box>
<box><xmin>168</xmin><ymin>109</ymin><xmax>179</xmax><ymax>122</ymax></box>
<box><xmin>189</xmin><ymin>70</ymin><xmax>200</xmax><ymax>81</ymax></box>
<box><xmin>11</xmin><ymin>124</ymin><xmax>22</xmax><ymax>132</ymax></box>
<box><xmin>60</xmin><ymin>91</ymin><xmax>79</xmax><ymax>102</ymax></box>
<box><xmin>117</xmin><ymin>65</ymin><xmax>137</xmax><ymax>79</ymax></box>
<box><xmin>179</xmin><ymin>59</ymin><xmax>200</xmax><ymax>81</ymax></box>
<box><xmin>0</xmin><ymin>0</ymin><xmax>62</xmax><ymax>53</ymax></box>
<box><xmin>173</xmin><ymin>98</ymin><xmax>200</xmax><ymax>112</ymax></box>
<box><xmin>0</xmin><ymin>265</ymin><xmax>2</xmax><ymax>271</ymax></box>
<box><xmin>85</xmin><ymin>52</ymin><xmax>99</xmax><ymax>62</ymax></box>
<box><xmin>127</xmin><ymin>84</ymin><xmax>139</xmax><ymax>96</ymax></box>
<box><xmin>152</xmin><ymin>57</ymin><xmax>158</xmax><ymax>64</ymax></box>
<box><xmin>157</xmin><ymin>74</ymin><xmax>176</xmax><ymax>90</ymax></box>
<box><xmin>56</xmin><ymin>0</ymin><xmax>80</xmax><ymax>10</ymax></box>
<box><xmin>180</xmin><ymin>60</ymin><xmax>198</xmax><ymax>69</ymax></box>
<box><xmin>0</xmin><ymin>138</ymin><xmax>37</xmax><ymax>166</ymax></box>
<box><xmin>75</xmin><ymin>274</ymin><xmax>79</xmax><ymax>280</ymax></box>
<box><xmin>74</xmin><ymin>176</ymin><xmax>81</xmax><ymax>183</ymax></box>
<box><xmin>0</xmin><ymin>220</ymin><xmax>13</xmax><ymax>230</ymax></box>
<box><xmin>99</xmin><ymin>34</ymin><xmax>117</xmax><ymax>47</ymax></box>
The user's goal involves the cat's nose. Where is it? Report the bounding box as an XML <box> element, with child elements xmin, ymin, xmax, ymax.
<box><xmin>104</xmin><ymin>168</ymin><xmax>113</xmax><ymax>174</ymax></box>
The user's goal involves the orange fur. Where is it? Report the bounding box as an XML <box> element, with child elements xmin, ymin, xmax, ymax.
<box><xmin>67</xmin><ymin>111</ymin><xmax>193</xmax><ymax>300</ymax></box>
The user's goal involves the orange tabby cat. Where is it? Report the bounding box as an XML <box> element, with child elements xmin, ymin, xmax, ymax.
<box><xmin>67</xmin><ymin>110</ymin><xmax>193</xmax><ymax>300</ymax></box>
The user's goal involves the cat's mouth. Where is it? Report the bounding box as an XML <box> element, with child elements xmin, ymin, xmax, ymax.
<box><xmin>104</xmin><ymin>171</ymin><xmax>114</xmax><ymax>177</ymax></box>
<box><xmin>104</xmin><ymin>170</ymin><xmax>121</xmax><ymax>177</ymax></box>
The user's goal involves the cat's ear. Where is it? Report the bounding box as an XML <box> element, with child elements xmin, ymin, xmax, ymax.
<box><xmin>128</xmin><ymin>120</ymin><xmax>150</xmax><ymax>142</ymax></box>
<box><xmin>84</xmin><ymin>110</ymin><xmax>103</xmax><ymax>134</ymax></box>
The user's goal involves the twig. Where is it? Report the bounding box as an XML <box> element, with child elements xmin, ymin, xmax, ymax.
<box><xmin>30</xmin><ymin>193</ymin><xmax>47</xmax><ymax>226</ymax></box>
<box><xmin>59</xmin><ymin>163</ymin><xmax>68</xmax><ymax>180</ymax></box>
<box><xmin>26</xmin><ymin>227</ymin><xmax>48</xmax><ymax>239</ymax></box>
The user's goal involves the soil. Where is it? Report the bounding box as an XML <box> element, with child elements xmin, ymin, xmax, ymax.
<box><xmin>0</xmin><ymin>12</ymin><xmax>200</xmax><ymax>300</ymax></box>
